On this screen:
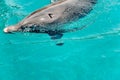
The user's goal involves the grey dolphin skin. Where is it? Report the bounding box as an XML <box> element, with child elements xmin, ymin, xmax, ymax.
<box><xmin>3</xmin><ymin>0</ymin><xmax>97</xmax><ymax>39</ymax></box>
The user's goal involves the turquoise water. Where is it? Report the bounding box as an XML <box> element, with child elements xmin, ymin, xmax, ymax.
<box><xmin>0</xmin><ymin>0</ymin><xmax>120</xmax><ymax>80</ymax></box>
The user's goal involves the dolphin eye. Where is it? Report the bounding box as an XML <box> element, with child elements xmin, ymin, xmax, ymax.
<box><xmin>48</xmin><ymin>13</ymin><xmax>53</xmax><ymax>18</ymax></box>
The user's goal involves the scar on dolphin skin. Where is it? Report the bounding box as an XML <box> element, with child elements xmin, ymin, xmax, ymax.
<box><xmin>48</xmin><ymin>13</ymin><xmax>53</xmax><ymax>18</ymax></box>
<box><xmin>3</xmin><ymin>0</ymin><xmax>97</xmax><ymax>45</ymax></box>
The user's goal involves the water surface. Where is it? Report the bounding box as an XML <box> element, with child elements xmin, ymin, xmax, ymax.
<box><xmin>0</xmin><ymin>0</ymin><xmax>120</xmax><ymax>80</ymax></box>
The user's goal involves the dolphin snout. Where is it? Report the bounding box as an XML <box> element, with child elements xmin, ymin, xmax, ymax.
<box><xmin>3</xmin><ymin>25</ymin><xmax>19</xmax><ymax>33</ymax></box>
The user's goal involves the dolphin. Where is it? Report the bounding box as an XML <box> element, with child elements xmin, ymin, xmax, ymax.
<box><xmin>3</xmin><ymin>0</ymin><xmax>97</xmax><ymax>39</ymax></box>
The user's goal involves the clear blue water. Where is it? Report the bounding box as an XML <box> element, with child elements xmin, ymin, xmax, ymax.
<box><xmin>0</xmin><ymin>0</ymin><xmax>120</xmax><ymax>80</ymax></box>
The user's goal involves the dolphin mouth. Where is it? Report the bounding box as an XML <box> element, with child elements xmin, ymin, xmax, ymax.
<box><xmin>3</xmin><ymin>25</ymin><xmax>19</xmax><ymax>33</ymax></box>
<box><xmin>3</xmin><ymin>25</ymin><xmax>43</xmax><ymax>33</ymax></box>
<box><xmin>3</xmin><ymin>27</ymin><xmax>9</xmax><ymax>33</ymax></box>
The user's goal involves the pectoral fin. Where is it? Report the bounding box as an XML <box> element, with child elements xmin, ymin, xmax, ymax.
<box><xmin>48</xmin><ymin>33</ymin><xmax>63</xmax><ymax>40</ymax></box>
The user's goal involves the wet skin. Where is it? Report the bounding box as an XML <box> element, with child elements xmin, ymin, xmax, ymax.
<box><xmin>3</xmin><ymin>0</ymin><xmax>97</xmax><ymax>39</ymax></box>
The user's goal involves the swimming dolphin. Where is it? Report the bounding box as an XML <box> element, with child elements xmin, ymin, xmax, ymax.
<box><xmin>3</xmin><ymin>0</ymin><xmax>97</xmax><ymax>39</ymax></box>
